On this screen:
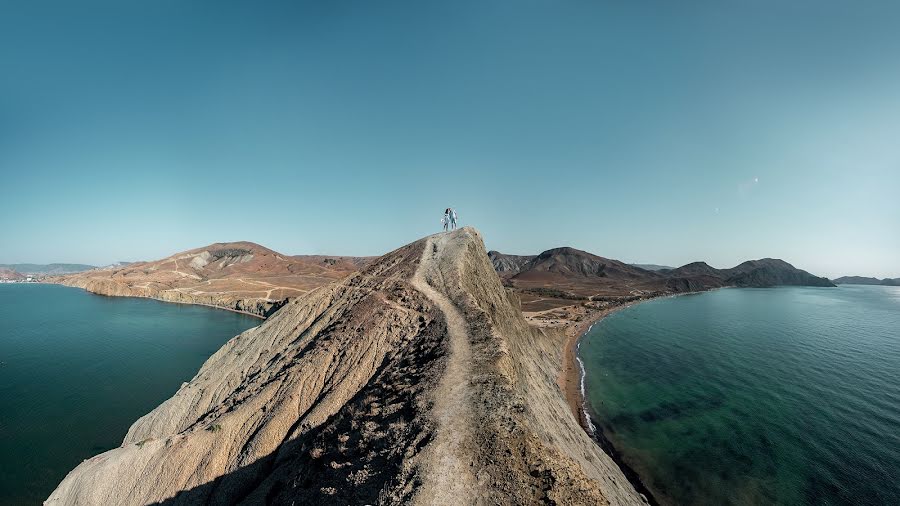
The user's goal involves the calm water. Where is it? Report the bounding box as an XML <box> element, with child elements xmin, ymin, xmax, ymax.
<box><xmin>0</xmin><ymin>284</ymin><xmax>259</xmax><ymax>505</ymax></box>
<box><xmin>581</xmin><ymin>285</ymin><xmax>900</xmax><ymax>506</ymax></box>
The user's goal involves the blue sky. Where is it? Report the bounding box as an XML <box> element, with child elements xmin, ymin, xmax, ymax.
<box><xmin>1</xmin><ymin>1</ymin><xmax>898</xmax><ymax>278</ymax></box>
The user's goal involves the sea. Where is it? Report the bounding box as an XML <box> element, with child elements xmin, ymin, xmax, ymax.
<box><xmin>580</xmin><ymin>285</ymin><xmax>900</xmax><ymax>505</ymax></box>
<box><xmin>0</xmin><ymin>284</ymin><xmax>259</xmax><ymax>505</ymax></box>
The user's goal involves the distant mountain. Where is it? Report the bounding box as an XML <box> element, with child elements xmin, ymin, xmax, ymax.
<box><xmin>488</xmin><ymin>247</ymin><xmax>834</xmax><ymax>302</ymax></box>
<box><xmin>510</xmin><ymin>247</ymin><xmax>659</xmax><ymax>282</ymax></box>
<box><xmin>833</xmin><ymin>276</ymin><xmax>900</xmax><ymax>286</ymax></box>
<box><xmin>630</xmin><ymin>263</ymin><xmax>674</xmax><ymax>271</ymax></box>
<box><xmin>487</xmin><ymin>251</ymin><xmax>536</xmax><ymax>273</ymax></box>
<box><xmin>0</xmin><ymin>263</ymin><xmax>95</xmax><ymax>275</ymax></box>
<box><xmin>668</xmin><ymin>261</ymin><xmax>722</xmax><ymax>278</ymax></box>
<box><xmin>721</xmin><ymin>258</ymin><xmax>834</xmax><ymax>288</ymax></box>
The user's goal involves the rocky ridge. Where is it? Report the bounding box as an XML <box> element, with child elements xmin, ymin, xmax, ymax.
<box><xmin>47</xmin><ymin>228</ymin><xmax>645</xmax><ymax>505</ymax></box>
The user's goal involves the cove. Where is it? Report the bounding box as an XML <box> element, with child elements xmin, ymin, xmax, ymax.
<box><xmin>580</xmin><ymin>285</ymin><xmax>900</xmax><ymax>505</ymax></box>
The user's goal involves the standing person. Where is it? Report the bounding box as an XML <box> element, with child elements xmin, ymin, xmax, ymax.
<box><xmin>450</xmin><ymin>208</ymin><xmax>458</xmax><ymax>230</ymax></box>
<box><xmin>442</xmin><ymin>208</ymin><xmax>450</xmax><ymax>232</ymax></box>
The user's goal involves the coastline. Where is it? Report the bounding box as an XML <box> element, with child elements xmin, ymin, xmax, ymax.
<box><xmin>49</xmin><ymin>282</ymin><xmax>267</xmax><ymax>320</ymax></box>
<box><xmin>135</xmin><ymin>296</ymin><xmax>268</xmax><ymax>319</ymax></box>
<box><xmin>558</xmin><ymin>299</ymin><xmax>662</xmax><ymax>505</ymax></box>
<box><xmin>561</xmin><ymin>288</ymin><xmax>721</xmax><ymax>431</ymax></box>
<box><xmin>560</xmin><ymin>301</ymin><xmax>642</xmax><ymax>432</ymax></box>
<box><xmin>560</xmin><ymin>289</ymin><xmax>722</xmax><ymax>506</ymax></box>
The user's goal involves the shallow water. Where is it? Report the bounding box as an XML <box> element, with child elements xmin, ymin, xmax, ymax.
<box><xmin>0</xmin><ymin>284</ymin><xmax>259</xmax><ymax>505</ymax></box>
<box><xmin>581</xmin><ymin>285</ymin><xmax>900</xmax><ymax>505</ymax></box>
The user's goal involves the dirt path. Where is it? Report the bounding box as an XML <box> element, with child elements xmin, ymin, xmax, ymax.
<box><xmin>411</xmin><ymin>234</ymin><xmax>477</xmax><ymax>505</ymax></box>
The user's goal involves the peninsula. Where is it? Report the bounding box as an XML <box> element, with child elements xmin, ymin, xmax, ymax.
<box><xmin>47</xmin><ymin>228</ymin><xmax>647</xmax><ymax>505</ymax></box>
<box><xmin>46</xmin><ymin>230</ymin><xmax>835</xmax><ymax>505</ymax></box>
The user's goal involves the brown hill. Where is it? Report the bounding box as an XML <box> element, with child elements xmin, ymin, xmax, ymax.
<box><xmin>722</xmin><ymin>258</ymin><xmax>834</xmax><ymax>288</ymax></box>
<box><xmin>54</xmin><ymin>242</ymin><xmax>370</xmax><ymax>317</ymax></box>
<box><xmin>47</xmin><ymin>228</ymin><xmax>646</xmax><ymax>505</ymax></box>
<box><xmin>491</xmin><ymin>248</ymin><xmax>833</xmax><ymax>313</ymax></box>
<box><xmin>512</xmin><ymin>247</ymin><xmax>660</xmax><ymax>282</ymax></box>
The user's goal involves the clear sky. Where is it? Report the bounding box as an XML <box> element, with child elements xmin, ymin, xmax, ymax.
<box><xmin>1</xmin><ymin>1</ymin><xmax>898</xmax><ymax>278</ymax></box>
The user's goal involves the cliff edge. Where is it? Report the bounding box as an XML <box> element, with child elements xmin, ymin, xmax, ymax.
<box><xmin>47</xmin><ymin>227</ymin><xmax>645</xmax><ymax>505</ymax></box>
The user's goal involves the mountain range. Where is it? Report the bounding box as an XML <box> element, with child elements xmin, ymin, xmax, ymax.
<box><xmin>0</xmin><ymin>263</ymin><xmax>95</xmax><ymax>275</ymax></box>
<box><xmin>488</xmin><ymin>247</ymin><xmax>834</xmax><ymax>312</ymax></box>
<box><xmin>833</xmin><ymin>276</ymin><xmax>900</xmax><ymax>286</ymax></box>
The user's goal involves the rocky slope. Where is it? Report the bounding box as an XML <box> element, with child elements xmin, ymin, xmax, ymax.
<box><xmin>47</xmin><ymin>228</ymin><xmax>646</xmax><ymax>506</ymax></box>
<box><xmin>53</xmin><ymin>242</ymin><xmax>368</xmax><ymax>317</ymax></box>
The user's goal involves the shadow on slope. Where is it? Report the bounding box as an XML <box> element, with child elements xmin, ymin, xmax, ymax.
<box><xmin>154</xmin><ymin>311</ymin><xmax>447</xmax><ymax>505</ymax></box>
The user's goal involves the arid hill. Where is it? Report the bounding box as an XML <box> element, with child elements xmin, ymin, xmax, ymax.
<box><xmin>53</xmin><ymin>242</ymin><xmax>370</xmax><ymax>317</ymax></box>
<box><xmin>488</xmin><ymin>247</ymin><xmax>834</xmax><ymax>318</ymax></box>
<box><xmin>47</xmin><ymin>228</ymin><xmax>646</xmax><ymax>505</ymax></box>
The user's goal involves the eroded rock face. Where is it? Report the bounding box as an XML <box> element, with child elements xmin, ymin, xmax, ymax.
<box><xmin>47</xmin><ymin>228</ymin><xmax>645</xmax><ymax>506</ymax></box>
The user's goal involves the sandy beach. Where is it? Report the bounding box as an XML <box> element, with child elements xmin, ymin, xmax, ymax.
<box><xmin>555</xmin><ymin>290</ymin><xmax>716</xmax><ymax>432</ymax></box>
<box><xmin>557</xmin><ymin>302</ymin><xmax>642</xmax><ymax>431</ymax></box>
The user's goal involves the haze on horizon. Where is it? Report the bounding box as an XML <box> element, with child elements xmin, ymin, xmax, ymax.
<box><xmin>1</xmin><ymin>1</ymin><xmax>898</xmax><ymax>279</ymax></box>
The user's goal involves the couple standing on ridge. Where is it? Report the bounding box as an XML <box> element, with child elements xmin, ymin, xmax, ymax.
<box><xmin>442</xmin><ymin>208</ymin><xmax>458</xmax><ymax>232</ymax></box>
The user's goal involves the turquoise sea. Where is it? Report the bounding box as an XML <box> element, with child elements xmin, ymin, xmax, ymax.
<box><xmin>0</xmin><ymin>284</ymin><xmax>259</xmax><ymax>505</ymax></box>
<box><xmin>581</xmin><ymin>285</ymin><xmax>900</xmax><ymax>505</ymax></box>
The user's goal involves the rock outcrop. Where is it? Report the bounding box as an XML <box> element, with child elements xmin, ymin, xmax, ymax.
<box><xmin>487</xmin><ymin>251</ymin><xmax>536</xmax><ymax>273</ymax></box>
<box><xmin>47</xmin><ymin>228</ymin><xmax>646</xmax><ymax>505</ymax></box>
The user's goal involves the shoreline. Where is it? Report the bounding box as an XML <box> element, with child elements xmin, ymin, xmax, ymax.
<box><xmin>49</xmin><ymin>282</ymin><xmax>268</xmax><ymax>320</ymax></box>
<box><xmin>560</xmin><ymin>289</ymin><xmax>718</xmax><ymax>506</ymax></box>
<box><xmin>559</xmin><ymin>300</ymin><xmax>645</xmax><ymax>431</ymax></box>
<box><xmin>561</xmin><ymin>289</ymin><xmax>719</xmax><ymax>429</ymax></box>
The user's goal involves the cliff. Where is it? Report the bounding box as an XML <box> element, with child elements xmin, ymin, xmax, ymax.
<box><xmin>47</xmin><ymin>228</ymin><xmax>646</xmax><ymax>505</ymax></box>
